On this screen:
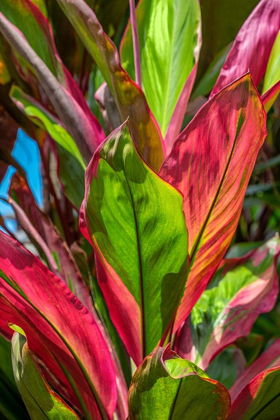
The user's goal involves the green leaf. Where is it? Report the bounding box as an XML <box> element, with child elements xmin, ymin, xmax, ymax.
<box><xmin>121</xmin><ymin>0</ymin><xmax>201</xmax><ymax>137</ymax></box>
<box><xmin>11</xmin><ymin>328</ymin><xmax>80</xmax><ymax>419</ymax></box>
<box><xmin>263</xmin><ymin>30</ymin><xmax>280</xmax><ymax>94</ymax></box>
<box><xmin>128</xmin><ymin>346</ymin><xmax>230</xmax><ymax>419</ymax></box>
<box><xmin>80</xmin><ymin>121</ymin><xmax>188</xmax><ymax>364</ymax></box>
<box><xmin>10</xmin><ymin>85</ymin><xmax>85</xmax><ymax>208</ymax></box>
<box><xmin>206</xmin><ymin>347</ymin><xmax>246</xmax><ymax>389</ymax></box>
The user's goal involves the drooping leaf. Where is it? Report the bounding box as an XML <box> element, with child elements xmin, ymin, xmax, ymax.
<box><xmin>0</xmin><ymin>12</ymin><xmax>102</xmax><ymax>164</ymax></box>
<box><xmin>206</xmin><ymin>347</ymin><xmax>246</xmax><ymax>390</ymax></box>
<box><xmin>0</xmin><ymin>0</ymin><xmax>104</xmax><ymax>144</ymax></box>
<box><xmin>230</xmin><ymin>338</ymin><xmax>280</xmax><ymax>402</ymax></box>
<box><xmin>11</xmin><ymin>328</ymin><xmax>80</xmax><ymax>419</ymax></box>
<box><xmin>80</xmin><ymin>121</ymin><xmax>188</xmax><ymax>365</ymax></box>
<box><xmin>120</xmin><ymin>0</ymin><xmax>201</xmax><ymax>142</ymax></box>
<box><xmin>176</xmin><ymin>237</ymin><xmax>280</xmax><ymax>370</ymax></box>
<box><xmin>160</xmin><ymin>74</ymin><xmax>267</xmax><ymax>331</ymax></box>
<box><xmin>0</xmin><ymin>231</ymin><xmax>117</xmax><ymax>420</ymax></box>
<box><xmin>228</xmin><ymin>367</ymin><xmax>280</xmax><ymax>419</ymax></box>
<box><xmin>56</xmin><ymin>0</ymin><xmax>165</xmax><ymax>171</ymax></box>
<box><xmin>10</xmin><ymin>85</ymin><xmax>85</xmax><ymax>209</ymax></box>
<box><xmin>211</xmin><ymin>0</ymin><xmax>280</xmax><ymax>96</ymax></box>
<box><xmin>128</xmin><ymin>346</ymin><xmax>231</xmax><ymax>419</ymax></box>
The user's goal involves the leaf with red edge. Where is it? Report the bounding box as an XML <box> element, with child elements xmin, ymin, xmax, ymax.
<box><xmin>160</xmin><ymin>74</ymin><xmax>267</xmax><ymax>332</ymax></box>
<box><xmin>56</xmin><ymin>0</ymin><xmax>165</xmax><ymax>171</ymax></box>
<box><xmin>262</xmin><ymin>80</ymin><xmax>280</xmax><ymax>112</ymax></box>
<box><xmin>175</xmin><ymin>237</ymin><xmax>280</xmax><ymax>370</ymax></box>
<box><xmin>0</xmin><ymin>12</ymin><xmax>102</xmax><ymax>164</ymax></box>
<box><xmin>230</xmin><ymin>338</ymin><xmax>280</xmax><ymax>403</ymax></box>
<box><xmin>0</xmin><ymin>231</ymin><xmax>117</xmax><ymax>420</ymax></box>
<box><xmin>211</xmin><ymin>0</ymin><xmax>280</xmax><ymax>96</ymax></box>
<box><xmin>120</xmin><ymin>0</ymin><xmax>201</xmax><ymax>150</ymax></box>
<box><xmin>80</xmin><ymin>121</ymin><xmax>188</xmax><ymax>365</ymax></box>
<box><xmin>128</xmin><ymin>345</ymin><xmax>231</xmax><ymax>420</ymax></box>
<box><xmin>10</xmin><ymin>327</ymin><xmax>80</xmax><ymax>419</ymax></box>
<box><xmin>228</xmin><ymin>367</ymin><xmax>280</xmax><ymax>419</ymax></box>
<box><xmin>0</xmin><ymin>0</ymin><xmax>104</xmax><ymax>148</ymax></box>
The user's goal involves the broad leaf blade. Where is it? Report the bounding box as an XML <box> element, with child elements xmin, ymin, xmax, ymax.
<box><xmin>11</xmin><ymin>329</ymin><xmax>80</xmax><ymax>419</ymax></box>
<box><xmin>120</xmin><ymin>0</ymin><xmax>201</xmax><ymax>139</ymax></box>
<box><xmin>263</xmin><ymin>30</ymin><xmax>280</xmax><ymax>94</ymax></box>
<box><xmin>80</xmin><ymin>121</ymin><xmax>188</xmax><ymax>364</ymax></box>
<box><xmin>160</xmin><ymin>74</ymin><xmax>267</xmax><ymax>331</ymax></box>
<box><xmin>176</xmin><ymin>237</ymin><xmax>280</xmax><ymax>369</ymax></box>
<box><xmin>56</xmin><ymin>0</ymin><xmax>165</xmax><ymax>171</ymax></box>
<box><xmin>128</xmin><ymin>346</ymin><xmax>230</xmax><ymax>419</ymax></box>
<box><xmin>228</xmin><ymin>367</ymin><xmax>280</xmax><ymax>419</ymax></box>
<box><xmin>211</xmin><ymin>0</ymin><xmax>280</xmax><ymax>96</ymax></box>
<box><xmin>230</xmin><ymin>339</ymin><xmax>280</xmax><ymax>402</ymax></box>
<box><xmin>0</xmin><ymin>232</ymin><xmax>117</xmax><ymax>419</ymax></box>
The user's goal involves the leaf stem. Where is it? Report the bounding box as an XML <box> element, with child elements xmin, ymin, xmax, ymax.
<box><xmin>129</xmin><ymin>0</ymin><xmax>142</xmax><ymax>88</ymax></box>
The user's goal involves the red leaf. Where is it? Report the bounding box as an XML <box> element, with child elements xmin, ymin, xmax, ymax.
<box><xmin>211</xmin><ymin>0</ymin><xmax>280</xmax><ymax>96</ymax></box>
<box><xmin>160</xmin><ymin>74</ymin><xmax>267</xmax><ymax>331</ymax></box>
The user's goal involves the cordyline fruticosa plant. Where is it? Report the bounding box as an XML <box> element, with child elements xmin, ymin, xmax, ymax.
<box><xmin>0</xmin><ymin>0</ymin><xmax>280</xmax><ymax>418</ymax></box>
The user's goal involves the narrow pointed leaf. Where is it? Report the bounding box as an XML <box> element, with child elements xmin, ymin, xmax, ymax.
<box><xmin>211</xmin><ymin>0</ymin><xmax>280</xmax><ymax>96</ymax></box>
<box><xmin>0</xmin><ymin>0</ymin><xmax>104</xmax><ymax>146</ymax></box>
<box><xmin>11</xmin><ymin>329</ymin><xmax>80</xmax><ymax>419</ymax></box>
<box><xmin>0</xmin><ymin>231</ymin><xmax>117</xmax><ymax>419</ymax></box>
<box><xmin>263</xmin><ymin>30</ymin><xmax>280</xmax><ymax>94</ymax></box>
<box><xmin>128</xmin><ymin>346</ymin><xmax>230</xmax><ymax>419</ymax></box>
<box><xmin>228</xmin><ymin>367</ymin><xmax>280</xmax><ymax>419</ymax></box>
<box><xmin>160</xmin><ymin>74</ymin><xmax>267</xmax><ymax>331</ymax></box>
<box><xmin>10</xmin><ymin>85</ymin><xmax>85</xmax><ymax>209</ymax></box>
<box><xmin>0</xmin><ymin>12</ymin><xmax>99</xmax><ymax>163</ymax></box>
<box><xmin>80</xmin><ymin>121</ymin><xmax>188</xmax><ymax>364</ymax></box>
<box><xmin>262</xmin><ymin>80</ymin><xmax>280</xmax><ymax>112</ymax></box>
<box><xmin>176</xmin><ymin>237</ymin><xmax>280</xmax><ymax>370</ymax></box>
<box><xmin>56</xmin><ymin>0</ymin><xmax>165</xmax><ymax>171</ymax></box>
<box><xmin>230</xmin><ymin>339</ymin><xmax>280</xmax><ymax>402</ymax></box>
<box><xmin>120</xmin><ymin>0</ymin><xmax>201</xmax><ymax>140</ymax></box>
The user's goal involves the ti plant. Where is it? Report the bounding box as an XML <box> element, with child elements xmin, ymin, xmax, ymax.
<box><xmin>0</xmin><ymin>0</ymin><xmax>280</xmax><ymax>419</ymax></box>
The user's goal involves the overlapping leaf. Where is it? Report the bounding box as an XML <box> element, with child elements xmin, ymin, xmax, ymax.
<box><xmin>175</xmin><ymin>237</ymin><xmax>280</xmax><ymax>370</ymax></box>
<box><xmin>128</xmin><ymin>346</ymin><xmax>231</xmax><ymax>419</ymax></box>
<box><xmin>56</xmin><ymin>0</ymin><xmax>165</xmax><ymax>171</ymax></box>
<box><xmin>230</xmin><ymin>339</ymin><xmax>280</xmax><ymax>402</ymax></box>
<box><xmin>160</xmin><ymin>74</ymin><xmax>267</xmax><ymax>331</ymax></box>
<box><xmin>120</xmin><ymin>0</ymin><xmax>201</xmax><ymax>148</ymax></box>
<box><xmin>80</xmin><ymin>121</ymin><xmax>188</xmax><ymax>364</ymax></box>
<box><xmin>211</xmin><ymin>0</ymin><xmax>280</xmax><ymax>96</ymax></box>
<box><xmin>11</xmin><ymin>328</ymin><xmax>80</xmax><ymax>419</ymax></box>
<box><xmin>228</xmin><ymin>367</ymin><xmax>280</xmax><ymax>419</ymax></box>
<box><xmin>10</xmin><ymin>85</ymin><xmax>85</xmax><ymax>208</ymax></box>
<box><xmin>0</xmin><ymin>231</ymin><xmax>117</xmax><ymax>419</ymax></box>
<box><xmin>0</xmin><ymin>10</ymin><xmax>103</xmax><ymax>163</ymax></box>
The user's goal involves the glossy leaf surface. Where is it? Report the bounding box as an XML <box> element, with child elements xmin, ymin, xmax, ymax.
<box><xmin>160</xmin><ymin>74</ymin><xmax>267</xmax><ymax>331</ymax></box>
<box><xmin>11</xmin><ymin>329</ymin><xmax>80</xmax><ymax>419</ymax></box>
<box><xmin>128</xmin><ymin>346</ymin><xmax>230</xmax><ymax>419</ymax></box>
<box><xmin>211</xmin><ymin>0</ymin><xmax>280</xmax><ymax>96</ymax></box>
<box><xmin>56</xmin><ymin>0</ymin><xmax>165</xmax><ymax>171</ymax></box>
<box><xmin>120</xmin><ymin>0</ymin><xmax>201</xmax><ymax>138</ymax></box>
<box><xmin>0</xmin><ymin>232</ymin><xmax>117</xmax><ymax>420</ymax></box>
<box><xmin>176</xmin><ymin>237</ymin><xmax>280</xmax><ymax>369</ymax></box>
<box><xmin>80</xmin><ymin>121</ymin><xmax>188</xmax><ymax>364</ymax></box>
